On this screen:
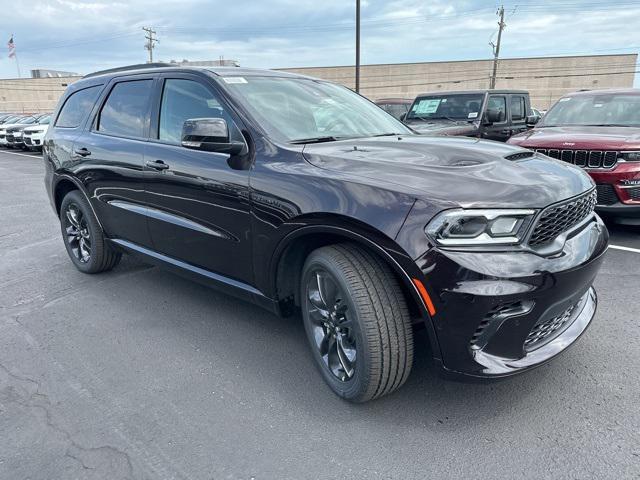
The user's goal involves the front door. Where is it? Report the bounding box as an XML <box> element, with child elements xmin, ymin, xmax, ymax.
<box><xmin>144</xmin><ymin>74</ymin><xmax>253</xmax><ymax>285</ymax></box>
<box><xmin>482</xmin><ymin>94</ymin><xmax>511</xmax><ymax>142</ymax></box>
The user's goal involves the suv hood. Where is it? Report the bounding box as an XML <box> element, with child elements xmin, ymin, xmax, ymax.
<box><xmin>302</xmin><ymin>135</ymin><xmax>593</xmax><ymax>209</ymax></box>
<box><xmin>509</xmin><ymin>125</ymin><xmax>640</xmax><ymax>150</ymax></box>
<box><xmin>406</xmin><ymin>118</ymin><xmax>478</xmax><ymax>136</ymax></box>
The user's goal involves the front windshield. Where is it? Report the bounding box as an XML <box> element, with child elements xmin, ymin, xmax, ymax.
<box><xmin>406</xmin><ymin>94</ymin><xmax>484</xmax><ymax>121</ymax></box>
<box><xmin>2</xmin><ymin>115</ymin><xmax>19</xmax><ymax>124</ymax></box>
<box><xmin>542</xmin><ymin>94</ymin><xmax>640</xmax><ymax>127</ymax></box>
<box><xmin>221</xmin><ymin>75</ymin><xmax>411</xmax><ymax>142</ymax></box>
<box><xmin>17</xmin><ymin>116</ymin><xmax>36</xmax><ymax>125</ymax></box>
<box><xmin>38</xmin><ymin>115</ymin><xmax>51</xmax><ymax>125</ymax></box>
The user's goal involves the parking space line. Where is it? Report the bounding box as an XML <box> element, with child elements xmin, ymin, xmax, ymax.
<box><xmin>610</xmin><ymin>244</ymin><xmax>640</xmax><ymax>254</ymax></box>
<box><xmin>0</xmin><ymin>150</ymin><xmax>41</xmax><ymax>158</ymax></box>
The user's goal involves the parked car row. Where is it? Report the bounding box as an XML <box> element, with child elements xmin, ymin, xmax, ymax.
<box><xmin>374</xmin><ymin>88</ymin><xmax>640</xmax><ymax>225</ymax></box>
<box><xmin>0</xmin><ymin>112</ymin><xmax>52</xmax><ymax>151</ymax></box>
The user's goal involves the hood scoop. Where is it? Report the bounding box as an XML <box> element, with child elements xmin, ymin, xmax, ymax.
<box><xmin>505</xmin><ymin>151</ymin><xmax>534</xmax><ymax>161</ymax></box>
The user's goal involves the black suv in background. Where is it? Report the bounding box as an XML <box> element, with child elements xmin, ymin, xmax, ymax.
<box><xmin>404</xmin><ymin>89</ymin><xmax>539</xmax><ymax>141</ymax></box>
<box><xmin>44</xmin><ymin>65</ymin><xmax>607</xmax><ymax>402</ymax></box>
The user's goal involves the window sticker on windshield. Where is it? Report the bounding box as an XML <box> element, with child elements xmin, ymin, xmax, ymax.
<box><xmin>468</xmin><ymin>112</ymin><xmax>478</xmax><ymax>119</ymax></box>
<box><xmin>414</xmin><ymin>99</ymin><xmax>441</xmax><ymax>114</ymax></box>
<box><xmin>559</xmin><ymin>97</ymin><xmax>571</xmax><ymax>102</ymax></box>
<box><xmin>594</xmin><ymin>103</ymin><xmax>604</xmax><ymax>108</ymax></box>
<box><xmin>223</xmin><ymin>77</ymin><xmax>248</xmax><ymax>84</ymax></box>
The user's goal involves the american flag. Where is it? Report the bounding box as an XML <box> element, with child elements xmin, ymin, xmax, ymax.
<box><xmin>7</xmin><ymin>36</ymin><xmax>15</xmax><ymax>58</ymax></box>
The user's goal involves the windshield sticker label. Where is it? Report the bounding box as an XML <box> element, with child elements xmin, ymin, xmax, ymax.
<box><xmin>223</xmin><ymin>77</ymin><xmax>248</xmax><ymax>84</ymax></box>
<box><xmin>468</xmin><ymin>112</ymin><xmax>478</xmax><ymax>119</ymax></box>
<box><xmin>414</xmin><ymin>99</ymin><xmax>441</xmax><ymax>114</ymax></box>
<box><xmin>594</xmin><ymin>103</ymin><xmax>604</xmax><ymax>108</ymax></box>
<box><xmin>559</xmin><ymin>97</ymin><xmax>571</xmax><ymax>102</ymax></box>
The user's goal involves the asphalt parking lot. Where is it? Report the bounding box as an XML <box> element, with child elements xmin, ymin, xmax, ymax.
<box><xmin>0</xmin><ymin>148</ymin><xmax>639</xmax><ymax>480</ymax></box>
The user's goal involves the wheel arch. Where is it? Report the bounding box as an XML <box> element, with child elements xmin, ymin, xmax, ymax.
<box><xmin>53</xmin><ymin>175</ymin><xmax>104</xmax><ymax>230</ymax></box>
<box><xmin>271</xmin><ymin>224</ymin><xmax>431</xmax><ymax>326</ymax></box>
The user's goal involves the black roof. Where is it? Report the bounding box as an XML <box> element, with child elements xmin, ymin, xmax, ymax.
<box><xmin>415</xmin><ymin>89</ymin><xmax>529</xmax><ymax>97</ymax></box>
<box><xmin>83</xmin><ymin>63</ymin><xmax>313</xmax><ymax>80</ymax></box>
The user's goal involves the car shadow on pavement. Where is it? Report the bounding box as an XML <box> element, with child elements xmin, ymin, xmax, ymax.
<box><xmin>104</xmin><ymin>256</ymin><xmax>568</xmax><ymax>431</ymax></box>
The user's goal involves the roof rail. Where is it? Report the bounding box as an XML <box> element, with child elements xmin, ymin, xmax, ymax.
<box><xmin>83</xmin><ymin>63</ymin><xmax>173</xmax><ymax>79</ymax></box>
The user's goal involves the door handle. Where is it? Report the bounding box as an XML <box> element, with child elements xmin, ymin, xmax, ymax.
<box><xmin>74</xmin><ymin>147</ymin><xmax>91</xmax><ymax>157</ymax></box>
<box><xmin>145</xmin><ymin>160</ymin><xmax>170</xmax><ymax>171</ymax></box>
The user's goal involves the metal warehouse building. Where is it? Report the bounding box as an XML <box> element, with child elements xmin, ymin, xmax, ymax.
<box><xmin>280</xmin><ymin>53</ymin><xmax>638</xmax><ymax>109</ymax></box>
<box><xmin>0</xmin><ymin>53</ymin><xmax>636</xmax><ymax>113</ymax></box>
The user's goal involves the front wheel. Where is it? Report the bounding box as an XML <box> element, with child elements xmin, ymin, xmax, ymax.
<box><xmin>301</xmin><ymin>244</ymin><xmax>414</xmax><ymax>402</ymax></box>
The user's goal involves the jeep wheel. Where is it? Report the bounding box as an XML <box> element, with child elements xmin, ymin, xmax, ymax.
<box><xmin>301</xmin><ymin>243</ymin><xmax>414</xmax><ymax>402</ymax></box>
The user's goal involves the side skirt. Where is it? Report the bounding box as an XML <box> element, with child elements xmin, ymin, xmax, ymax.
<box><xmin>108</xmin><ymin>239</ymin><xmax>280</xmax><ymax>315</ymax></box>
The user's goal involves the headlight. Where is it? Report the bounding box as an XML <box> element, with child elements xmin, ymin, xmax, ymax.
<box><xmin>619</xmin><ymin>151</ymin><xmax>640</xmax><ymax>162</ymax></box>
<box><xmin>426</xmin><ymin>209</ymin><xmax>536</xmax><ymax>246</ymax></box>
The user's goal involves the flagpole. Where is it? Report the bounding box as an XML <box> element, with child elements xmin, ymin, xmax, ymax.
<box><xmin>14</xmin><ymin>51</ymin><xmax>21</xmax><ymax>78</ymax></box>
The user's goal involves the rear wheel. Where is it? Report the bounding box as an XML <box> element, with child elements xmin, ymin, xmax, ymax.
<box><xmin>301</xmin><ymin>243</ymin><xmax>414</xmax><ymax>402</ymax></box>
<box><xmin>60</xmin><ymin>190</ymin><xmax>121</xmax><ymax>274</ymax></box>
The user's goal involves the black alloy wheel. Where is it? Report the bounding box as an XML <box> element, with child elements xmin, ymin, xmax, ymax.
<box><xmin>59</xmin><ymin>190</ymin><xmax>121</xmax><ymax>274</ymax></box>
<box><xmin>301</xmin><ymin>243</ymin><xmax>414</xmax><ymax>402</ymax></box>
<box><xmin>64</xmin><ymin>202</ymin><xmax>92</xmax><ymax>264</ymax></box>
<box><xmin>306</xmin><ymin>268</ymin><xmax>357</xmax><ymax>382</ymax></box>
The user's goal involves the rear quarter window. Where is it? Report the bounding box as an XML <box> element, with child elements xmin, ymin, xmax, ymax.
<box><xmin>55</xmin><ymin>85</ymin><xmax>101</xmax><ymax>128</ymax></box>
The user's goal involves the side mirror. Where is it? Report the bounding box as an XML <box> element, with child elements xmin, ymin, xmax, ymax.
<box><xmin>181</xmin><ymin>118</ymin><xmax>244</xmax><ymax>155</ymax></box>
<box><xmin>484</xmin><ymin>109</ymin><xmax>503</xmax><ymax>124</ymax></box>
<box><xmin>526</xmin><ymin>114</ymin><xmax>541</xmax><ymax>126</ymax></box>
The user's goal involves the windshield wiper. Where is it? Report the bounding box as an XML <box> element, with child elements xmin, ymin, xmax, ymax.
<box><xmin>290</xmin><ymin>136</ymin><xmax>340</xmax><ymax>144</ymax></box>
<box><xmin>371</xmin><ymin>132</ymin><xmax>405</xmax><ymax>137</ymax></box>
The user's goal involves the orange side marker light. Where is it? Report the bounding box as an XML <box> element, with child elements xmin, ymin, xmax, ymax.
<box><xmin>412</xmin><ymin>278</ymin><xmax>436</xmax><ymax>317</ymax></box>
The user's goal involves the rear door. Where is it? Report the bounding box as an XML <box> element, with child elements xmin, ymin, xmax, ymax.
<box><xmin>72</xmin><ymin>75</ymin><xmax>155</xmax><ymax>247</ymax></box>
<box><xmin>143</xmin><ymin>73</ymin><xmax>253</xmax><ymax>284</ymax></box>
<box><xmin>482</xmin><ymin>94</ymin><xmax>510</xmax><ymax>142</ymax></box>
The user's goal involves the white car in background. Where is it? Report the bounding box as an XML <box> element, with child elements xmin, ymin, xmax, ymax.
<box><xmin>23</xmin><ymin>115</ymin><xmax>52</xmax><ymax>151</ymax></box>
<box><xmin>0</xmin><ymin>115</ymin><xmax>38</xmax><ymax>147</ymax></box>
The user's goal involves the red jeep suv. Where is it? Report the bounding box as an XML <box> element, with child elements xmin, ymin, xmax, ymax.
<box><xmin>508</xmin><ymin>89</ymin><xmax>640</xmax><ymax>225</ymax></box>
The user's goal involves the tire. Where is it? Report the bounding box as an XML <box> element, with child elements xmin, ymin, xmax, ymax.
<box><xmin>59</xmin><ymin>190</ymin><xmax>122</xmax><ymax>274</ymax></box>
<box><xmin>300</xmin><ymin>243</ymin><xmax>414</xmax><ymax>402</ymax></box>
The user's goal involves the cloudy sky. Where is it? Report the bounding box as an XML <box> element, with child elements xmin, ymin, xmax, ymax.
<box><xmin>0</xmin><ymin>0</ymin><xmax>639</xmax><ymax>80</ymax></box>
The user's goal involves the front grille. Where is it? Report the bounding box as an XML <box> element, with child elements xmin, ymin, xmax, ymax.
<box><xmin>596</xmin><ymin>184</ymin><xmax>618</xmax><ymax>205</ymax></box>
<box><xmin>525</xmin><ymin>303</ymin><xmax>577</xmax><ymax>351</ymax></box>
<box><xmin>24</xmin><ymin>137</ymin><xmax>32</xmax><ymax>145</ymax></box>
<box><xmin>528</xmin><ymin>190</ymin><xmax>597</xmax><ymax>247</ymax></box>
<box><xmin>536</xmin><ymin>149</ymin><xmax>618</xmax><ymax>169</ymax></box>
<box><xmin>6</xmin><ymin>135</ymin><xmax>15</xmax><ymax>142</ymax></box>
<box><xmin>0</xmin><ymin>134</ymin><xmax>5</xmax><ymax>139</ymax></box>
<box><xmin>627</xmin><ymin>187</ymin><xmax>640</xmax><ymax>201</ymax></box>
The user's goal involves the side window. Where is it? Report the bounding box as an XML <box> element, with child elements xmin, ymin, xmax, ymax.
<box><xmin>487</xmin><ymin>96</ymin><xmax>506</xmax><ymax>122</ymax></box>
<box><xmin>510</xmin><ymin>96</ymin><xmax>526</xmax><ymax>122</ymax></box>
<box><xmin>158</xmin><ymin>79</ymin><xmax>243</xmax><ymax>144</ymax></box>
<box><xmin>98</xmin><ymin>80</ymin><xmax>153</xmax><ymax>138</ymax></box>
<box><xmin>55</xmin><ymin>86</ymin><xmax>101</xmax><ymax>128</ymax></box>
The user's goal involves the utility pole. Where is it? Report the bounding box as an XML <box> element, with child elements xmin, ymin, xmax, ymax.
<box><xmin>355</xmin><ymin>0</ymin><xmax>360</xmax><ymax>93</ymax></box>
<box><xmin>489</xmin><ymin>5</ymin><xmax>505</xmax><ymax>89</ymax></box>
<box><xmin>142</xmin><ymin>27</ymin><xmax>158</xmax><ymax>63</ymax></box>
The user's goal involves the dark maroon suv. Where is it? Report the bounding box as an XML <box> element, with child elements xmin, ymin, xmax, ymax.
<box><xmin>508</xmin><ymin>89</ymin><xmax>640</xmax><ymax>225</ymax></box>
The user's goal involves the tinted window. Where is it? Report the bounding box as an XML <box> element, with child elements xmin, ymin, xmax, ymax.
<box><xmin>98</xmin><ymin>80</ymin><xmax>152</xmax><ymax>138</ymax></box>
<box><xmin>511</xmin><ymin>96</ymin><xmax>526</xmax><ymax>121</ymax></box>
<box><xmin>56</xmin><ymin>86</ymin><xmax>101</xmax><ymax>128</ymax></box>
<box><xmin>159</xmin><ymin>79</ymin><xmax>242</xmax><ymax>144</ymax></box>
<box><xmin>379</xmin><ymin>103</ymin><xmax>409</xmax><ymax>120</ymax></box>
<box><xmin>487</xmin><ymin>96</ymin><xmax>506</xmax><ymax>122</ymax></box>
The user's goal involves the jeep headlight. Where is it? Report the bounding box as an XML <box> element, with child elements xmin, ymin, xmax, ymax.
<box><xmin>426</xmin><ymin>209</ymin><xmax>536</xmax><ymax>246</ymax></box>
<box><xmin>619</xmin><ymin>151</ymin><xmax>640</xmax><ymax>162</ymax></box>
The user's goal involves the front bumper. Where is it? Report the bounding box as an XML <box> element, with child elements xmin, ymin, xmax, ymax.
<box><xmin>415</xmin><ymin>214</ymin><xmax>608</xmax><ymax>377</ymax></box>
